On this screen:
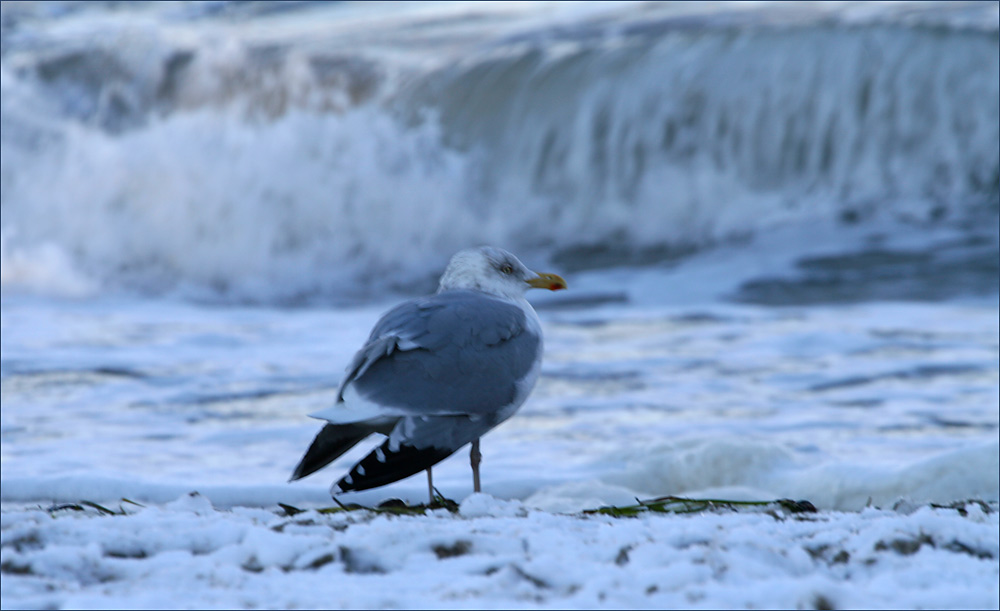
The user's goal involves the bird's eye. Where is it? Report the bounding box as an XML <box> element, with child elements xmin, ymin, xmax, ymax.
<box><xmin>500</xmin><ymin>264</ymin><xmax>514</xmax><ymax>275</ymax></box>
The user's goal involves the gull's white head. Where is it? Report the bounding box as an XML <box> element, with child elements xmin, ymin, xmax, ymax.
<box><xmin>438</xmin><ymin>246</ymin><xmax>567</xmax><ymax>300</ymax></box>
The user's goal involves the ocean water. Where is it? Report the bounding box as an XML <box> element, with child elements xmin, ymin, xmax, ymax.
<box><xmin>1</xmin><ymin>0</ymin><xmax>998</xmax><ymax>513</ymax></box>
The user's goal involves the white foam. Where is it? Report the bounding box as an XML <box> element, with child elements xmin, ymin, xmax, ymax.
<box><xmin>602</xmin><ymin>438</ymin><xmax>1000</xmax><ymax>512</ymax></box>
<box><xmin>2</xmin><ymin>2</ymin><xmax>995</xmax><ymax>301</ymax></box>
<box><xmin>458</xmin><ymin>492</ymin><xmax>529</xmax><ymax>518</ymax></box>
<box><xmin>2</xmin><ymin>107</ymin><xmax>478</xmax><ymax>301</ymax></box>
<box><xmin>1</xmin><ymin>230</ymin><xmax>97</xmax><ymax>297</ymax></box>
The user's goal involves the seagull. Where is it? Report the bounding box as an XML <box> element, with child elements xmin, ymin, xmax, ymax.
<box><xmin>290</xmin><ymin>246</ymin><xmax>566</xmax><ymax>501</ymax></box>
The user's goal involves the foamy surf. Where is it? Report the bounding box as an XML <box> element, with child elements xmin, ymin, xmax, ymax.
<box><xmin>2</xmin><ymin>0</ymin><xmax>997</xmax><ymax>302</ymax></box>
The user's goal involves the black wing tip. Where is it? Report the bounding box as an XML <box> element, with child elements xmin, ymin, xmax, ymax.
<box><xmin>289</xmin><ymin>456</ymin><xmax>316</xmax><ymax>482</ymax></box>
<box><xmin>289</xmin><ymin>423</ymin><xmax>376</xmax><ymax>483</ymax></box>
<box><xmin>289</xmin><ymin>449</ymin><xmax>333</xmax><ymax>482</ymax></box>
<box><xmin>288</xmin><ymin>464</ymin><xmax>309</xmax><ymax>482</ymax></box>
<box><xmin>335</xmin><ymin>441</ymin><xmax>454</xmax><ymax>493</ymax></box>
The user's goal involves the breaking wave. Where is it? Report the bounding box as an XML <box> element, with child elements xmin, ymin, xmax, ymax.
<box><xmin>2</xmin><ymin>1</ymin><xmax>997</xmax><ymax>302</ymax></box>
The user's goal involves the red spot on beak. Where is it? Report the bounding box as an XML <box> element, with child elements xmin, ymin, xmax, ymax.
<box><xmin>527</xmin><ymin>272</ymin><xmax>567</xmax><ymax>291</ymax></box>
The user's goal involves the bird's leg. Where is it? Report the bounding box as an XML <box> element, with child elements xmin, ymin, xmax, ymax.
<box><xmin>426</xmin><ymin>468</ymin><xmax>434</xmax><ymax>505</ymax></box>
<box><xmin>470</xmin><ymin>438</ymin><xmax>482</xmax><ymax>493</ymax></box>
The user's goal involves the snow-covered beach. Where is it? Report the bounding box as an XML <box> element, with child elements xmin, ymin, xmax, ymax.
<box><xmin>2</xmin><ymin>1</ymin><xmax>998</xmax><ymax>608</ymax></box>
<box><xmin>3</xmin><ymin>493</ymin><xmax>997</xmax><ymax>609</ymax></box>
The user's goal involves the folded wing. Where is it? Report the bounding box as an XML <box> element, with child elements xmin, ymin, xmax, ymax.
<box><xmin>291</xmin><ymin>290</ymin><xmax>541</xmax><ymax>486</ymax></box>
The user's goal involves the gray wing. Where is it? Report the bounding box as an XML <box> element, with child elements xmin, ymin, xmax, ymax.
<box><xmin>338</xmin><ymin>290</ymin><xmax>540</xmax><ymax>417</ymax></box>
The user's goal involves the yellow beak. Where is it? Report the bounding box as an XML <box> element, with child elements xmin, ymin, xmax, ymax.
<box><xmin>526</xmin><ymin>272</ymin><xmax>567</xmax><ymax>291</ymax></box>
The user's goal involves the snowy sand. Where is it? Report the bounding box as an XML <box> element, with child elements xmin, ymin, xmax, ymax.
<box><xmin>2</xmin><ymin>494</ymin><xmax>997</xmax><ymax>610</ymax></box>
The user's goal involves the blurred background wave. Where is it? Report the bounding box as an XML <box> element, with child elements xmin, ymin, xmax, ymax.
<box><xmin>2</xmin><ymin>0</ymin><xmax>997</xmax><ymax>304</ymax></box>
